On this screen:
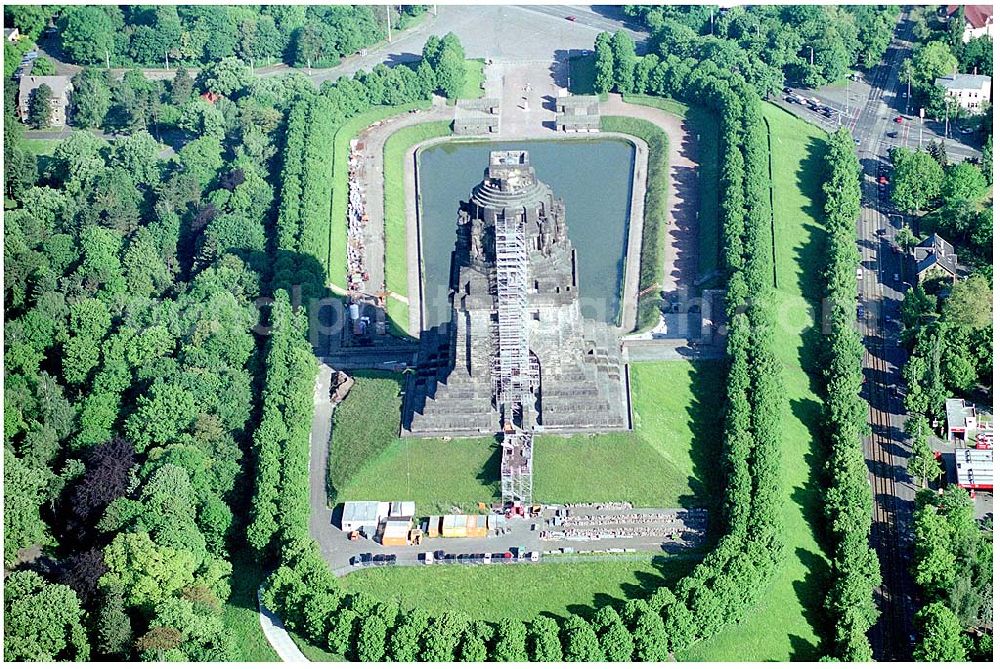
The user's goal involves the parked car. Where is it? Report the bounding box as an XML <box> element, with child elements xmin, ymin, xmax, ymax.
<box><xmin>421</xmin><ymin>552</ymin><xmax>434</xmax><ymax>565</ymax></box>
<box><xmin>784</xmin><ymin>95</ymin><xmax>797</xmax><ymax>103</ymax></box>
<box><xmin>894</xmin><ymin>116</ymin><xmax>904</xmax><ymax>123</ymax></box>
<box><xmin>565</xmin><ymin>15</ymin><xmax>576</xmax><ymax>21</ymax></box>
<box><xmin>433</xmin><ymin>550</ymin><xmax>446</xmax><ymax>560</ymax></box>
<box><xmin>528</xmin><ymin>551</ymin><xmax>540</xmax><ymax>562</ymax></box>
<box><xmin>823</xmin><ymin>109</ymin><xmax>833</xmax><ymax>118</ymax></box>
<box><xmin>782</xmin><ymin>87</ymin><xmax>793</xmax><ymax>94</ymax></box>
<box><xmin>886</xmin><ymin>130</ymin><xmax>898</xmax><ymax>138</ymax></box>
<box><xmin>878</xmin><ymin>175</ymin><xmax>889</xmax><ymax>186</ymax></box>
<box><xmin>856</xmin><ymin>268</ymin><xmax>864</xmax><ymax>280</ymax></box>
<box><xmin>483</xmin><ymin>554</ymin><xmax>492</xmax><ymax>564</ymax></box>
<box><xmin>857</xmin><ymin>305</ymin><xmax>865</xmax><ymax>319</ymax></box>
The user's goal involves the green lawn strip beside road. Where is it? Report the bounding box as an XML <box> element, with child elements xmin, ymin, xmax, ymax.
<box><xmin>223</xmin><ymin>550</ymin><xmax>280</xmax><ymax>661</ymax></box>
<box><xmin>327</xmin><ymin>372</ymin><xmax>406</xmax><ymax>504</ymax></box>
<box><xmin>677</xmin><ymin>104</ymin><xmax>830</xmax><ymax>661</ymax></box>
<box><xmin>329</xmin><ymin>102</ymin><xmax>432</xmax><ymax>287</ymax></box>
<box><xmin>331</xmin><ymin>360</ymin><xmax>724</xmax><ymax>514</ymax></box>
<box><xmin>600</xmin><ymin>115</ymin><xmax>669</xmax><ymax>331</ymax></box>
<box><xmin>290</xmin><ymin>631</ymin><xmax>344</xmax><ymax>662</ymax></box>
<box><xmin>622</xmin><ymin>94</ymin><xmax>721</xmax><ymax>279</ymax></box>
<box><xmin>343</xmin><ymin>553</ymin><xmax>704</xmax><ymax>622</ymax></box>
<box><xmin>382</xmin><ymin>120</ymin><xmax>454</xmax><ymax>333</ymax></box>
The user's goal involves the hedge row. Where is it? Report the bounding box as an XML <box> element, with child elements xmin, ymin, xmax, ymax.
<box><xmin>246</xmin><ymin>290</ymin><xmax>319</xmax><ymax>556</ymax></box>
<box><xmin>818</xmin><ymin>128</ymin><xmax>880</xmax><ymax>661</ymax></box>
<box><xmin>599</xmin><ymin>115</ymin><xmax>669</xmax><ymax>331</ymax></box>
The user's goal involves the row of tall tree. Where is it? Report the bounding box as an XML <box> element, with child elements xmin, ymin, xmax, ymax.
<box><xmin>817</xmin><ymin>128</ymin><xmax>881</xmax><ymax>660</ymax></box>
<box><xmin>623</xmin><ymin>4</ymin><xmax>899</xmax><ymax>94</ymax></box>
<box><xmin>3</xmin><ymin>55</ymin><xmax>301</xmax><ymax>660</ymax></box>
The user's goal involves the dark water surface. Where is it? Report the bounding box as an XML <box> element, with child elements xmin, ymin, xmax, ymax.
<box><xmin>417</xmin><ymin>139</ymin><xmax>635</xmax><ymax>328</ymax></box>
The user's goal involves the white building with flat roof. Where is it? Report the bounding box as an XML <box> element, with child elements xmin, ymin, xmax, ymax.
<box><xmin>340</xmin><ymin>501</ymin><xmax>391</xmax><ymax>535</ymax></box>
<box><xmin>935</xmin><ymin>73</ymin><xmax>992</xmax><ymax>111</ymax></box>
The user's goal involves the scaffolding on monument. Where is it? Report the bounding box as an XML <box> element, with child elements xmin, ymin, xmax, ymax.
<box><xmin>492</xmin><ymin>206</ymin><xmax>535</xmax><ymax>503</ymax></box>
<box><xmin>500</xmin><ymin>430</ymin><xmax>533</xmax><ymax>504</ymax></box>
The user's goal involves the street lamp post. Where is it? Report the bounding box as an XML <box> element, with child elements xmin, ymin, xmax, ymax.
<box><xmin>387</xmin><ymin>6</ymin><xmax>392</xmax><ymax>43</ymax></box>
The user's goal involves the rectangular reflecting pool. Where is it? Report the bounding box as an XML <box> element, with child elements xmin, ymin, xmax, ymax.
<box><xmin>417</xmin><ymin>138</ymin><xmax>635</xmax><ymax>329</ymax></box>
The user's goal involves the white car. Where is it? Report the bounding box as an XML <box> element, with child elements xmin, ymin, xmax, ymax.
<box><xmin>856</xmin><ymin>268</ymin><xmax>864</xmax><ymax>280</ymax></box>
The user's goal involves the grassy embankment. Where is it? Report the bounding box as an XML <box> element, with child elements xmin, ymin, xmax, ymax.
<box><xmin>677</xmin><ymin>104</ymin><xmax>831</xmax><ymax>661</ymax></box>
<box><xmin>381</xmin><ymin>121</ymin><xmax>453</xmax><ymax>333</ymax></box>
<box><xmin>329</xmin><ymin>360</ymin><xmax>724</xmax><ymax>621</ymax></box>
<box><xmin>328</xmin><ymin>102</ymin><xmax>432</xmax><ymax>289</ymax></box>
<box><xmin>331</xmin><ymin>361</ymin><xmax>724</xmax><ymax>513</ymax></box>
<box><xmin>600</xmin><ymin>115</ymin><xmax>669</xmax><ymax>332</ymax></box>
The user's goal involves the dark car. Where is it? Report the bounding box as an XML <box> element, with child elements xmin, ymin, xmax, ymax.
<box><xmin>782</xmin><ymin>87</ymin><xmax>793</xmax><ymax>94</ymax></box>
<box><xmin>457</xmin><ymin>553</ymin><xmax>472</xmax><ymax>562</ymax></box>
<box><xmin>433</xmin><ymin>550</ymin><xmax>446</xmax><ymax>560</ymax></box>
<box><xmin>784</xmin><ymin>95</ymin><xmax>796</xmax><ymax>103</ymax></box>
<box><xmin>565</xmin><ymin>15</ymin><xmax>576</xmax><ymax>21</ymax></box>
<box><xmin>823</xmin><ymin>109</ymin><xmax>833</xmax><ymax>118</ymax></box>
<box><xmin>886</xmin><ymin>130</ymin><xmax>898</xmax><ymax>138</ymax></box>
<box><xmin>857</xmin><ymin>305</ymin><xmax>865</xmax><ymax>319</ymax></box>
<box><xmin>353</xmin><ymin>553</ymin><xmax>373</xmax><ymax>565</ymax></box>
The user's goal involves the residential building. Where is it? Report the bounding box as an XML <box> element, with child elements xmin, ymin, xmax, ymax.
<box><xmin>945</xmin><ymin>5</ymin><xmax>994</xmax><ymax>42</ymax></box>
<box><xmin>4</xmin><ymin>27</ymin><xmax>20</xmax><ymax>42</ymax></box>
<box><xmin>17</xmin><ymin>75</ymin><xmax>73</xmax><ymax>127</ymax></box>
<box><xmin>935</xmin><ymin>73</ymin><xmax>992</xmax><ymax>111</ymax></box>
<box><xmin>912</xmin><ymin>233</ymin><xmax>958</xmax><ymax>282</ymax></box>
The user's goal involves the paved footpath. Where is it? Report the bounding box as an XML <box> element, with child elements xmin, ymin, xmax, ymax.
<box><xmin>257</xmin><ymin>586</ymin><xmax>309</xmax><ymax>663</ymax></box>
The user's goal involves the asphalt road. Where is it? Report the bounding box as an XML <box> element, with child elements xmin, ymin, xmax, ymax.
<box><xmin>773</xmin><ymin>20</ymin><xmax>982</xmax><ymax>163</ymax></box>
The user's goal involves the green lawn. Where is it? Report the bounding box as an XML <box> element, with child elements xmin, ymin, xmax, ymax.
<box><xmin>290</xmin><ymin>631</ymin><xmax>345</xmax><ymax>662</ymax></box>
<box><xmin>677</xmin><ymin>104</ymin><xmax>830</xmax><ymax>661</ymax></box>
<box><xmin>622</xmin><ymin>94</ymin><xmax>721</xmax><ymax>279</ymax></box>
<box><xmin>535</xmin><ymin>360</ymin><xmax>725</xmax><ymax>513</ymax></box>
<box><xmin>22</xmin><ymin>138</ymin><xmax>60</xmax><ymax>155</ymax></box>
<box><xmin>333</xmin><ymin>437</ymin><xmax>500</xmax><ymax>513</ymax></box>
<box><xmin>327</xmin><ymin>372</ymin><xmax>405</xmax><ymax>503</ymax></box>
<box><xmin>382</xmin><ymin>121</ymin><xmax>454</xmax><ymax>333</ymax></box>
<box><xmin>223</xmin><ymin>550</ymin><xmax>279</xmax><ymax>662</ymax></box>
<box><xmin>332</xmin><ymin>360</ymin><xmax>724</xmax><ymax>516</ymax></box>
<box><xmin>343</xmin><ymin>553</ymin><xmax>703</xmax><ymax>622</ymax></box>
<box><xmin>459</xmin><ymin>59</ymin><xmax>486</xmax><ymax>100</ymax></box>
<box><xmin>329</xmin><ymin>102</ymin><xmax>431</xmax><ymax>287</ymax></box>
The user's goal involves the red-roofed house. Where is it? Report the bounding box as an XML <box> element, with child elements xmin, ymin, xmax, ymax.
<box><xmin>200</xmin><ymin>91</ymin><xmax>221</xmax><ymax>104</ymax></box>
<box><xmin>946</xmin><ymin>5</ymin><xmax>994</xmax><ymax>42</ymax></box>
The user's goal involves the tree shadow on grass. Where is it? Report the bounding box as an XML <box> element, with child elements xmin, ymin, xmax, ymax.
<box><xmin>474</xmin><ymin>437</ymin><xmax>502</xmax><ymax>493</ymax></box>
<box><xmin>790</xmin><ymin>547</ymin><xmax>831</xmax><ymax>660</ymax></box>
<box><xmin>679</xmin><ymin>359</ymin><xmax>727</xmax><ymax>538</ymax></box>
<box><xmin>791</xmin><ymin>134</ymin><xmax>830</xmax><ymax>386</ymax></box>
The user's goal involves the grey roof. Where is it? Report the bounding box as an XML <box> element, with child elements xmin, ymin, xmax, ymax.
<box><xmin>935</xmin><ymin>73</ymin><xmax>992</xmax><ymax>90</ymax></box>
<box><xmin>342</xmin><ymin>500</ymin><xmax>381</xmax><ymax>523</ymax></box>
<box><xmin>18</xmin><ymin>75</ymin><xmax>73</xmax><ymax>104</ymax></box>
<box><xmin>913</xmin><ymin>233</ymin><xmax>958</xmax><ymax>276</ymax></box>
<box><xmin>947</xmin><ymin>398</ymin><xmax>974</xmax><ymax>433</ymax></box>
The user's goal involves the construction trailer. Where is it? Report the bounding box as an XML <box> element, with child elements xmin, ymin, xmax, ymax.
<box><xmin>340</xmin><ymin>501</ymin><xmax>391</xmax><ymax>535</ymax></box>
<box><xmin>380</xmin><ymin>519</ymin><xmax>412</xmax><ymax>546</ymax></box>
<box><xmin>954</xmin><ymin>448</ymin><xmax>993</xmax><ymax>492</ymax></box>
<box><xmin>441</xmin><ymin>514</ymin><xmax>467</xmax><ymax>538</ymax></box>
<box><xmin>426</xmin><ymin>516</ymin><xmax>441</xmax><ymax>538</ymax></box>
<box><xmin>389</xmin><ymin>501</ymin><xmax>416</xmax><ymax>519</ymax></box>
